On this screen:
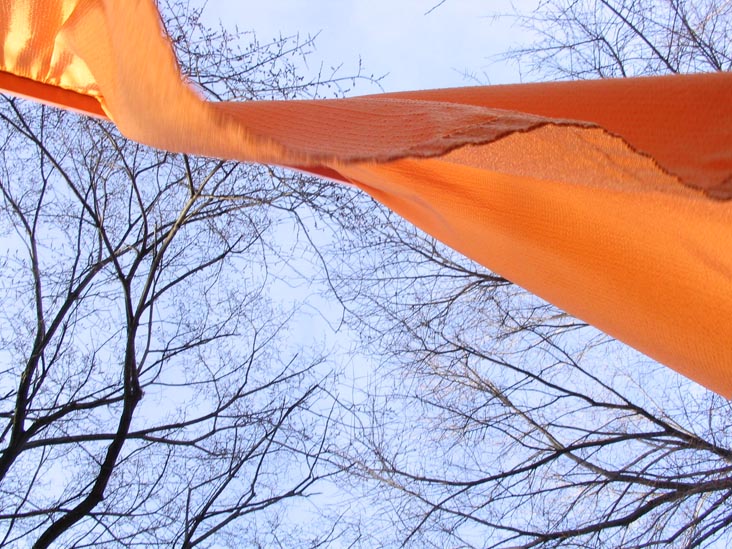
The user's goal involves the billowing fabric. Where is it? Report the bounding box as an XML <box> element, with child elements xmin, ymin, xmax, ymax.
<box><xmin>1</xmin><ymin>0</ymin><xmax>731</xmax><ymax>395</ymax></box>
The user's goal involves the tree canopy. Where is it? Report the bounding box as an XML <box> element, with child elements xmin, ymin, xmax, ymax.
<box><xmin>1</xmin><ymin>1</ymin><xmax>731</xmax><ymax>548</ymax></box>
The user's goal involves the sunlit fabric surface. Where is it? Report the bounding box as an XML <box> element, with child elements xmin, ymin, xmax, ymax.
<box><xmin>1</xmin><ymin>0</ymin><xmax>731</xmax><ymax>395</ymax></box>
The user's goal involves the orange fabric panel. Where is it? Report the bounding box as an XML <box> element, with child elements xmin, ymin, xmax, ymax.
<box><xmin>339</xmin><ymin>140</ymin><xmax>732</xmax><ymax>394</ymax></box>
<box><xmin>0</xmin><ymin>70</ymin><xmax>106</xmax><ymax>117</ymax></box>
<box><xmin>1</xmin><ymin>0</ymin><xmax>731</xmax><ymax>395</ymax></box>
<box><xmin>383</xmin><ymin>76</ymin><xmax>732</xmax><ymax>197</ymax></box>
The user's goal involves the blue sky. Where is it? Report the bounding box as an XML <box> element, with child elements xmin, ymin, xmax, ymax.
<box><xmin>202</xmin><ymin>0</ymin><xmax>539</xmax><ymax>92</ymax></box>
<box><xmin>193</xmin><ymin>0</ymin><xmax>542</xmax><ymax>349</ymax></box>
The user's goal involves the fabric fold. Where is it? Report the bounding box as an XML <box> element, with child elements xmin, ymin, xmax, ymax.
<box><xmin>1</xmin><ymin>0</ymin><xmax>731</xmax><ymax>395</ymax></box>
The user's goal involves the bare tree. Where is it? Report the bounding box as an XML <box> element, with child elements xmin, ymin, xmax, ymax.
<box><xmin>0</xmin><ymin>3</ymin><xmax>373</xmax><ymax>547</ymax></box>
<box><xmin>330</xmin><ymin>197</ymin><xmax>732</xmax><ymax>548</ymax></box>
<box><xmin>329</xmin><ymin>2</ymin><xmax>732</xmax><ymax>547</ymax></box>
<box><xmin>506</xmin><ymin>0</ymin><xmax>732</xmax><ymax>79</ymax></box>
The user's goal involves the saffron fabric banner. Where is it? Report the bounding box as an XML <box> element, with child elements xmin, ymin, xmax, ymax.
<box><xmin>1</xmin><ymin>0</ymin><xmax>731</xmax><ymax>394</ymax></box>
